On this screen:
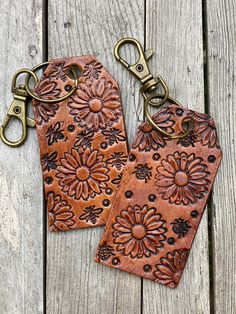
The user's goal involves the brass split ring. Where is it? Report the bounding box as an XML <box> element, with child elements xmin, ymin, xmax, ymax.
<box><xmin>144</xmin><ymin>94</ymin><xmax>194</xmax><ymax>139</ymax></box>
<box><xmin>25</xmin><ymin>61</ymin><xmax>78</xmax><ymax>103</ymax></box>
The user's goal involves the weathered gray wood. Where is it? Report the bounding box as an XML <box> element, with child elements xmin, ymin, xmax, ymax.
<box><xmin>0</xmin><ymin>0</ymin><xmax>44</xmax><ymax>313</ymax></box>
<box><xmin>2</xmin><ymin>1</ymin><xmax>233</xmax><ymax>312</ymax></box>
<box><xmin>206</xmin><ymin>0</ymin><xmax>236</xmax><ymax>313</ymax></box>
<box><xmin>143</xmin><ymin>1</ymin><xmax>211</xmax><ymax>313</ymax></box>
<box><xmin>46</xmin><ymin>1</ymin><xmax>144</xmax><ymax>313</ymax></box>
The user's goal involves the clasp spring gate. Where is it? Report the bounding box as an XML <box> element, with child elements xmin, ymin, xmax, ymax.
<box><xmin>0</xmin><ymin>63</ymin><xmax>78</xmax><ymax>147</ymax></box>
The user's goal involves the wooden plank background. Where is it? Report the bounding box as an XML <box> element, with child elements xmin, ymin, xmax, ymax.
<box><xmin>0</xmin><ymin>0</ymin><xmax>44</xmax><ymax>313</ymax></box>
<box><xmin>206</xmin><ymin>0</ymin><xmax>236</xmax><ymax>313</ymax></box>
<box><xmin>0</xmin><ymin>0</ymin><xmax>235</xmax><ymax>313</ymax></box>
<box><xmin>143</xmin><ymin>1</ymin><xmax>210</xmax><ymax>313</ymax></box>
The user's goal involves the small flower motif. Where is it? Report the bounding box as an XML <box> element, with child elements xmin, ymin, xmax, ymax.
<box><xmin>112</xmin><ymin>205</ymin><xmax>167</xmax><ymax>258</ymax></box>
<box><xmin>156</xmin><ymin>152</ymin><xmax>210</xmax><ymax>205</ymax></box>
<box><xmin>56</xmin><ymin>148</ymin><xmax>109</xmax><ymax>200</ymax></box>
<box><xmin>154</xmin><ymin>249</ymin><xmax>189</xmax><ymax>288</ymax></box>
<box><xmin>47</xmin><ymin>192</ymin><xmax>76</xmax><ymax>232</ymax></box>
<box><xmin>74</xmin><ymin>129</ymin><xmax>94</xmax><ymax>149</ymax></box>
<box><xmin>50</xmin><ymin>62</ymin><xmax>70</xmax><ymax>81</ymax></box>
<box><xmin>132</xmin><ymin>163</ymin><xmax>152</xmax><ymax>183</ymax></box>
<box><xmin>34</xmin><ymin>78</ymin><xmax>61</xmax><ymax>125</ymax></box>
<box><xmin>194</xmin><ymin>112</ymin><xmax>220</xmax><ymax>148</ymax></box>
<box><xmin>111</xmin><ymin>173</ymin><xmax>123</xmax><ymax>187</ymax></box>
<box><xmin>83</xmin><ymin>61</ymin><xmax>102</xmax><ymax>80</ymax></box>
<box><xmin>171</xmin><ymin>218</ymin><xmax>191</xmax><ymax>238</ymax></box>
<box><xmin>132</xmin><ymin>109</ymin><xmax>174</xmax><ymax>151</ymax></box>
<box><xmin>46</xmin><ymin>121</ymin><xmax>65</xmax><ymax>146</ymax></box>
<box><xmin>101</xmin><ymin>127</ymin><xmax>126</xmax><ymax>146</ymax></box>
<box><xmin>41</xmin><ymin>151</ymin><xmax>58</xmax><ymax>172</ymax></box>
<box><xmin>106</xmin><ymin>152</ymin><xmax>128</xmax><ymax>171</ymax></box>
<box><xmin>79</xmin><ymin>205</ymin><xmax>103</xmax><ymax>224</ymax></box>
<box><xmin>97</xmin><ymin>243</ymin><xmax>115</xmax><ymax>261</ymax></box>
<box><xmin>68</xmin><ymin>78</ymin><xmax>121</xmax><ymax>130</ymax></box>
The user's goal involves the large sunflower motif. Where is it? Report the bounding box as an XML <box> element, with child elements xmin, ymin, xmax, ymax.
<box><xmin>68</xmin><ymin>78</ymin><xmax>121</xmax><ymax>130</ymax></box>
<box><xmin>194</xmin><ymin>112</ymin><xmax>220</xmax><ymax>148</ymax></box>
<box><xmin>154</xmin><ymin>249</ymin><xmax>189</xmax><ymax>288</ymax></box>
<box><xmin>56</xmin><ymin>148</ymin><xmax>109</xmax><ymax>200</ymax></box>
<box><xmin>132</xmin><ymin>109</ymin><xmax>174</xmax><ymax>151</ymax></box>
<box><xmin>112</xmin><ymin>205</ymin><xmax>167</xmax><ymax>258</ymax></box>
<box><xmin>34</xmin><ymin>78</ymin><xmax>61</xmax><ymax>125</ymax></box>
<box><xmin>156</xmin><ymin>152</ymin><xmax>210</xmax><ymax>205</ymax></box>
<box><xmin>47</xmin><ymin>192</ymin><xmax>76</xmax><ymax>232</ymax></box>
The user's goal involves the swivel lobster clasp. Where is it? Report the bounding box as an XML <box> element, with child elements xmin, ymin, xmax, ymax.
<box><xmin>114</xmin><ymin>37</ymin><xmax>194</xmax><ymax>139</ymax></box>
<box><xmin>0</xmin><ymin>69</ymin><xmax>37</xmax><ymax>147</ymax></box>
<box><xmin>0</xmin><ymin>63</ymin><xmax>78</xmax><ymax>147</ymax></box>
<box><xmin>114</xmin><ymin>37</ymin><xmax>169</xmax><ymax>106</ymax></box>
<box><xmin>114</xmin><ymin>37</ymin><xmax>154</xmax><ymax>84</ymax></box>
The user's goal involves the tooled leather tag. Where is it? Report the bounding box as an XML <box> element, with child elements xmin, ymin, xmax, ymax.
<box><xmin>32</xmin><ymin>57</ymin><xmax>128</xmax><ymax>231</ymax></box>
<box><xmin>95</xmin><ymin>102</ymin><xmax>222</xmax><ymax>288</ymax></box>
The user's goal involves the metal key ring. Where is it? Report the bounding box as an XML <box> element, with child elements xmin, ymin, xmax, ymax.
<box><xmin>144</xmin><ymin>94</ymin><xmax>194</xmax><ymax>139</ymax></box>
<box><xmin>25</xmin><ymin>61</ymin><xmax>78</xmax><ymax>103</ymax></box>
<box><xmin>11</xmin><ymin>68</ymin><xmax>39</xmax><ymax>92</ymax></box>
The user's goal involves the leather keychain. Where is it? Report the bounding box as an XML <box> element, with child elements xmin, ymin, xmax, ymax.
<box><xmin>0</xmin><ymin>56</ymin><xmax>128</xmax><ymax>231</ymax></box>
<box><xmin>95</xmin><ymin>38</ymin><xmax>222</xmax><ymax>288</ymax></box>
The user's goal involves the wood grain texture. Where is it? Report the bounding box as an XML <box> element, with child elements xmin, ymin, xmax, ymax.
<box><xmin>143</xmin><ymin>1</ymin><xmax>211</xmax><ymax>313</ymax></box>
<box><xmin>206</xmin><ymin>0</ymin><xmax>236</xmax><ymax>313</ymax></box>
<box><xmin>0</xmin><ymin>0</ymin><xmax>44</xmax><ymax>313</ymax></box>
<box><xmin>1</xmin><ymin>0</ymin><xmax>234</xmax><ymax>313</ymax></box>
<box><xmin>46</xmin><ymin>1</ymin><xmax>144</xmax><ymax>313</ymax></box>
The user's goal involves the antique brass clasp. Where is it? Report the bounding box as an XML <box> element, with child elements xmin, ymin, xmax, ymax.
<box><xmin>0</xmin><ymin>62</ymin><xmax>78</xmax><ymax>147</ymax></box>
<box><xmin>0</xmin><ymin>69</ymin><xmax>37</xmax><ymax>147</ymax></box>
<box><xmin>114</xmin><ymin>37</ymin><xmax>194</xmax><ymax>139</ymax></box>
<box><xmin>114</xmin><ymin>37</ymin><xmax>169</xmax><ymax>106</ymax></box>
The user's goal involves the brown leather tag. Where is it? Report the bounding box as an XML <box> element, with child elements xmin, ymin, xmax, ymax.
<box><xmin>95</xmin><ymin>102</ymin><xmax>222</xmax><ymax>288</ymax></box>
<box><xmin>33</xmin><ymin>57</ymin><xmax>128</xmax><ymax>231</ymax></box>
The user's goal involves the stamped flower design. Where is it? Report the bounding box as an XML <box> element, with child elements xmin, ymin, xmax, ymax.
<box><xmin>47</xmin><ymin>192</ymin><xmax>76</xmax><ymax>232</ymax></box>
<box><xmin>56</xmin><ymin>148</ymin><xmax>109</xmax><ymax>200</ymax></box>
<box><xmin>42</xmin><ymin>151</ymin><xmax>58</xmax><ymax>172</ymax></box>
<box><xmin>132</xmin><ymin>109</ymin><xmax>173</xmax><ymax>151</ymax></box>
<box><xmin>112</xmin><ymin>205</ymin><xmax>167</xmax><ymax>258</ymax></box>
<box><xmin>154</xmin><ymin>249</ymin><xmax>189</xmax><ymax>288</ymax></box>
<box><xmin>34</xmin><ymin>78</ymin><xmax>61</xmax><ymax>125</ymax></box>
<box><xmin>156</xmin><ymin>152</ymin><xmax>210</xmax><ymax>205</ymax></box>
<box><xmin>194</xmin><ymin>112</ymin><xmax>220</xmax><ymax>148</ymax></box>
<box><xmin>83</xmin><ymin>60</ymin><xmax>102</xmax><ymax>80</ymax></box>
<box><xmin>68</xmin><ymin>78</ymin><xmax>121</xmax><ymax>130</ymax></box>
<box><xmin>50</xmin><ymin>62</ymin><xmax>70</xmax><ymax>81</ymax></box>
